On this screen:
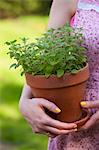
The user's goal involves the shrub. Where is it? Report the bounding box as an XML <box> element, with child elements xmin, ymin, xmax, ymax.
<box><xmin>6</xmin><ymin>24</ymin><xmax>87</xmax><ymax>78</ymax></box>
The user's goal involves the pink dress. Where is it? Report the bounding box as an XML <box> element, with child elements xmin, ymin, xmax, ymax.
<box><xmin>48</xmin><ymin>0</ymin><xmax>99</xmax><ymax>149</ymax></box>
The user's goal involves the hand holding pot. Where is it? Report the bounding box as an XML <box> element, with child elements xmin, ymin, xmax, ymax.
<box><xmin>80</xmin><ymin>100</ymin><xmax>99</xmax><ymax>129</ymax></box>
<box><xmin>19</xmin><ymin>98</ymin><xmax>77</xmax><ymax>138</ymax></box>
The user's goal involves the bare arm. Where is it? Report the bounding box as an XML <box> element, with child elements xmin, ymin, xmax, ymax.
<box><xmin>48</xmin><ymin>0</ymin><xmax>77</xmax><ymax>29</ymax></box>
<box><xmin>19</xmin><ymin>84</ymin><xmax>33</xmax><ymax>101</ymax></box>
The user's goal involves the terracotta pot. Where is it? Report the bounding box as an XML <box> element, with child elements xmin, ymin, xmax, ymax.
<box><xmin>25</xmin><ymin>63</ymin><xmax>90</xmax><ymax>124</ymax></box>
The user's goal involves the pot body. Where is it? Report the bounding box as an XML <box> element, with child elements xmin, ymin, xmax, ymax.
<box><xmin>25</xmin><ymin>63</ymin><xmax>89</xmax><ymax>123</ymax></box>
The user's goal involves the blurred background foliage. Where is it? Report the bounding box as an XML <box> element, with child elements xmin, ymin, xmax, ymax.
<box><xmin>0</xmin><ymin>0</ymin><xmax>52</xmax><ymax>150</ymax></box>
<box><xmin>0</xmin><ymin>0</ymin><xmax>52</xmax><ymax>19</ymax></box>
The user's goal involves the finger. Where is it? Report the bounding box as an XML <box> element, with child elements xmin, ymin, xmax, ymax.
<box><xmin>44</xmin><ymin>126</ymin><xmax>77</xmax><ymax>135</ymax></box>
<box><xmin>26</xmin><ymin>118</ymin><xmax>36</xmax><ymax>129</ymax></box>
<box><xmin>38</xmin><ymin>98</ymin><xmax>61</xmax><ymax>114</ymax></box>
<box><xmin>44</xmin><ymin>114</ymin><xmax>77</xmax><ymax>129</ymax></box>
<box><xmin>25</xmin><ymin>116</ymin><xmax>33</xmax><ymax>125</ymax></box>
<box><xmin>31</xmin><ymin>128</ymin><xmax>56</xmax><ymax>138</ymax></box>
<box><xmin>80</xmin><ymin>100</ymin><xmax>99</xmax><ymax>108</ymax></box>
<box><xmin>26</xmin><ymin>117</ymin><xmax>57</xmax><ymax>138</ymax></box>
<box><xmin>81</xmin><ymin>111</ymin><xmax>99</xmax><ymax>130</ymax></box>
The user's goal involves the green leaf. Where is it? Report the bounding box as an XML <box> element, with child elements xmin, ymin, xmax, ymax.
<box><xmin>45</xmin><ymin>65</ymin><xmax>52</xmax><ymax>72</ymax></box>
<box><xmin>5</xmin><ymin>42</ymin><xmax>11</xmax><ymax>45</ymax></box>
<box><xmin>71</xmin><ymin>69</ymin><xmax>79</xmax><ymax>74</ymax></box>
<box><xmin>66</xmin><ymin>56</ymin><xmax>76</xmax><ymax>61</ymax></box>
<box><xmin>49</xmin><ymin>60</ymin><xmax>59</xmax><ymax>66</ymax></box>
<box><xmin>45</xmin><ymin>65</ymin><xmax>53</xmax><ymax>78</ymax></box>
<box><xmin>20</xmin><ymin>37</ymin><xmax>28</xmax><ymax>42</ymax></box>
<box><xmin>21</xmin><ymin>71</ymin><xmax>24</xmax><ymax>76</ymax></box>
<box><xmin>11</xmin><ymin>40</ymin><xmax>17</xmax><ymax>44</ymax></box>
<box><xmin>9</xmin><ymin>63</ymin><xmax>17</xmax><ymax>69</ymax></box>
<box><xmin>57</xmin><ymin>69</ymin><xmax>64</xmax><ymax>78</ymax></box>
<box><xmin>82</xmin><ymin>57</ymin><xmax>87</xmax><ymax>62</ymax></box>
<box><xmin>45</xmin><ymin>73</ymin><xmax>51</xmax><ymax>78</ymax></box>
<box><xmin>15</xmin><ymin>64</ymin><xmax>20</xmax><ymax>69</ymax></box>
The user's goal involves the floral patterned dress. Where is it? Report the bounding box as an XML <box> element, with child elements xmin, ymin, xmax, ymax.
<box><xmin>48</xmin><ymin>0</ymin><xmax>99</xmax><ymax>149</ymax></box>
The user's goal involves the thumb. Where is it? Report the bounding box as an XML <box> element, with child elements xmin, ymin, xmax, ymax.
<box><xmin>39</xmin><ymin>98</ymin><xmax>61</xmax><ymax>114</ymax></box>
<box><xmin>80</xmin><ymin>100</ymin><xmax>99</xmax><ymax>109</ymax></box>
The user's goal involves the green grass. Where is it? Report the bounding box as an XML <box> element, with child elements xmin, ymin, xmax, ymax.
<box><xmin>0</xmin><ymin>15</ymin><xmax>49</xmax><ymax>150</ymax></box>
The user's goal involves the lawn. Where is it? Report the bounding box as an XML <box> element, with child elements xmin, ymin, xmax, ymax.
<box><xmin>0</xmin><ymin>16</ymin><xmax>49</xmax><ymax>150</ymax></box>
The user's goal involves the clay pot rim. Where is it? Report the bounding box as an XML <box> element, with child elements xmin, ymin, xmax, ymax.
<box><xmin>25</xmin><ymin>63</ymin><xmax>88</xmax><ymax>78</ymax></box>
<box><xmin>25</xmin><ymin>62</ymin><xmax>89</xmax><ymax>89</ymax></box>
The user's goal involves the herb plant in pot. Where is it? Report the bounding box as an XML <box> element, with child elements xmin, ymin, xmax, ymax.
<box><xmin>6</xmin><ymin>24</ymin><xmax>91</xmax><ymax>128</ymax></box>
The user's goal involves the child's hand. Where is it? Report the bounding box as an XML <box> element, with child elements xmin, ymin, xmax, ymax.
<box><xmin>19</xmin><ymin>98</ymin><xmax>77</xmax><ymax>138</ymax></box>
<box><xmin>80</xmin><ymin>101</ymin><xmax>99</xmax><ymax>129</ymax></box>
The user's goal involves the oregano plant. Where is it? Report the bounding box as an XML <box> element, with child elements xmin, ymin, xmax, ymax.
<box><xmin>6</xmin><ymin>24</ymin><xmax>87</xmax><ymax>78</ymax></box>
